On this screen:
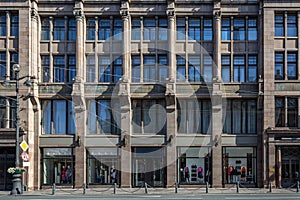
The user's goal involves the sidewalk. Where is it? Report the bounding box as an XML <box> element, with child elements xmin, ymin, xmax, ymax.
<box><xmin>0</xmin><ymin>187</ymin><xmax>299</xmax><ymax>196</ymax></box>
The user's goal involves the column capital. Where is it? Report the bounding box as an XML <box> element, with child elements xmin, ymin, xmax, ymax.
<box><xmin>31</xmin><ymin>8</ymin><xmax>39</xmax><ymax>22</ymax></box>
<box><xmin>73</xmin><ymin>8</ymin><xmax>84</xmax><ymax>20</ymax></box>
<box><xmin>120</xmin><ymin>9</ymin><xmax>129</xmax><ymax>20</ymax></box>
<box><xmin>214</xmin><ymin>10</ymin><xmax>221</xmax><ymax>21</ymax></box>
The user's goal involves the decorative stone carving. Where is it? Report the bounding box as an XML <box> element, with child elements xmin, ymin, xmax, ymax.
<box><xmin>31</xmin><ymin>8</ymin><xmax>39</xmax><ymax>22</ymax></box>
<box><xmin>73</xmin><ymin>8</ymin><xmax>84</xmax><ymax>19</ymax></box>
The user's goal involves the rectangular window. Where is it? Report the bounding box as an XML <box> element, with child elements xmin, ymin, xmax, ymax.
<box><xmin>223</xmin><ymin>99</ymin><xmax>257</xmax><ymax>134</ymax></box>
<box><xmin>0</xmin><ymin>98</ymin><xmax>6</xmax><ymax>128</ymax></box>
<box><xmin>233</xmin><ymin>19</ymin><xmax>245</xmax><ymax>40</ymax></box>
<box><xmin>68</xmin><ymin>56</ymin><xmax>76</xmax><ymax>82</ymax></box>
<box><xmin>248</xmin><ymin>56</ymin><xmax>257</xmax><ymax>82</ymax></box>
<box><xmin>53</xmin><ymin>19</ymin><xmax>65</xmax><ymax>40</ymax></box>
<box><xmin>113</xmin><ymin>19</ymin><xmax>122</xmax><ymax>40</ymax></box>
<box><xmin>203</xmin><ymin>19</ymin><xmax>213</xmax><ymax>40</ymax></box>
<box><xmin>188</xmin><ymin>56</ymin><xmax>201</xmax><ymax>82</ymax></box>
<box><xmin>248</xmin><ymin>19</ymin><xmax>257</xmax><ymax>41</ymax></box>
<box><xmin>113</xmin><ymin>56</ymin><xmax>122</xmax><ymax>82</ymax></box>
<box><xmin>41</xmin><ymin>18</ymin><xmax>50</xmax><ymax>40</ymax></box>
<box><xmin>177</xmin><ymin>18</ymin><xmax>186</xmax><ymax>40</ymax></box>
<box><xmin>144</xmin><ymin>18</ymin><xmax>156</xmax><ymax>40</ymax></box>
<box><xmin>188</xmin><ymin>18</ymin><xmax>200</xmax><ymax>40</ymax></box>
<box><xmin>132</xmin><ymin>56</ymin><xmax>140</xmax><ymax>82</ymax></box>
<box><xmin>233</xmin><ymin>56</ymin><xmax>245</xmax><ymax>82</ymax></box>
<box><xmin>143</xmin><ymin>55</ymin><xmax>156</xmax><ymax>82</ymax></box>
<box><xmin>87</xmin><ymin>100</ymin><xmax>120</xmax><ymax>135</ymax></box>
<box><xmin>0</xmin><ymin>14</ymin><xmax>6</xmax><ymax>36</ymax></box>
<box><xmin>131</xmin><ymin>18</ymin><xmax>141</xmax><ymax>40</ymax></box>
<box><xmin>0</xmin><ymin>98</ymin><xmax>16</xmax><ymax>128</ymax></box>
<box><xmin>275</xmin><ymin>97</ymin><xmax>298</xmax><ymax>127</ymax></box>
<box><xmin>68</xmin><ymin>19</ymin><xmax>76</xmax><ymax>40</ymax></box>
<box><xmin>10</xmin><ymin>53</ymin><xmax>18</xmax><ymax>80</ymax></box>
<box><xmin>41</xmin><ymin>55</ymin><xmax>50</xmax><ymax>82</ymax></box>
<box><xmin>86</xmin><ymin>19</ymin><xmax>96</xmax><ymax>40</ymax></box>
<box><xmin>99</xmin><ymin>56</ymin><xmax>111</xmax><ymax>82</ymax></box>
<box><xmin>53</xmin><ymin>55</ymin><xmax>65</xmax><ymax>82</ymax></box>
<box><xmin>132</xmin><ymin>99</ymin><xmax>166</xmax><ymax>135</ymax></box>
<box><xmin>10</xmin><ymin>14</ymin><xmax>18</xmax><ymax>37</ymax></box>
<box><xmin>86</xmin><ymin>55</ymin><xmax>95</xmax><ymax>82</ymax></box>
<box><xmin>287</xmin><ymin>52</ymin><xmax>297</xmax><ymax>80</ymax></box>
<box><xmin>176</xmin><ymin>56</ymin><xmax>186</xmax><ymax>82</ymax></box>
<box><xmin>287</xmin><ymin>15</ymin><xmax>297</xmax><ymax>36</ymax></box>
<box><xmin>222</xmin><ymin>56</ymin><xmax>230</xmax><ymax>82</ymax></box>
<box><xmin>42</xmin><ymin>100</ymin><xmax>75</xmax><ymax>134</ymax></box>
<box><xmin>222</xmin><ymin>18</ymin><xmax>231</xmax><ymax>40</ymax></box>
<box><xmin>275</xmin><ymin>14</ymin><xmax>284</xmax><ymax>36</ymax></box>
<box><xmin>0</xmin><ymin>53</ymin><xmax>6</xmax><ymax>80</ymax></box>
<box><xmin>158</xmin><ymin>19</ymin><xmax>168</xmax><ymax>40</ymax></box>
<box><xmin>158</xmin><ymin>55</ymin><xmax>168</xmax><ymax>81</ymax></box>
<box><xmin>275</xmin><ymin>97</ymin><xmax>285</xmax><ymax>127</ymax></box>
<box><xmin>177</xmin><ymin>100</ymin><xmax>211</xmax><ymax>134</ymax></box>
<box><xmin>275</xmin><ymin>53</ymin><xmax>284</xmax><ymax>80</ymax></box>
<box><xmin>99</xmin><ymin>19</ymin><xmax>111</xmax><ymax>40</ymax></box>
<box><xmin>203</xmin><ymin>55</ymin><xmax>212</xmax><ymax>83</ymax></box>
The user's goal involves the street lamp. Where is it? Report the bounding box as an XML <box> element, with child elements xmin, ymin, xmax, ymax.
<box><xmin>2</xmin><ymin>64</ymin><xmax>35</xmax><ymax>195</ymax></box>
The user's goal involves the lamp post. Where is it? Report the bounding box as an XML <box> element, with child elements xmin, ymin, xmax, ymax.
<box><xmin>7</xmin><ymin>64</ymin><xmax>34</xmax><ymax>195</ymax></box>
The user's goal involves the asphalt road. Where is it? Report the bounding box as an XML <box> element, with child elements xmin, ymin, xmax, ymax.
<box><xmin>2</xmin><ymin>194</ymin><xmax>300</xmax><ymax>200</ymax></box>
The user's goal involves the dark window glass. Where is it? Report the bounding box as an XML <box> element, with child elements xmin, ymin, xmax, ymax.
<box><xmin>99</xmin><ymin>56</ymin><xmax>111</xmax><ymax>82</ymax></box>
<box><xmin>41</xmin><ymin>18</ymin><xmax>50</xmax><ymax>40</ymax></box>
<box><xmin>222</xmin><ymin>56</ymin><xmax>230</xmax><ymax>82</ymax></box>
<box><xmin>233</xmin><ymin>19</ymin><xmax>245</xmax><ymax>40</ymax></box>
<box><xmin>203</xmin><ymin>19</ymin><xmax>213</xmax><ymax>40</ymax></box>
<box><xmin>203</xmin><ymin>55</ymin><xmax>212</xmax><ymax>82</ymax></box>
<box><xmin>0</xmin><ymin>53</ymin><xmax>6</xmax><ymax>80</ymax></box>
<box><xmin>287</xmin><ymin>97</ymin><xmax>298</xmax><ymax>127</ymax></box>
<box><xmin>10</xmin><ymin>53</ymin><xmax>18</xmax><ymax>80</ymax></box>
<box><xmin>113</xmin><ymin>19</ymin><xmax>122</xmax><ymax>40</ymax></box>
<box><xmin>131</xmin><ymin>18</ymin><xmax>141</xmax><ymax>40</ymax></box>
<box><xmin>188</xmin><ymin>56</ymin><xmax>201</xmax><ymax>82</ymax></box>
<box><xmin>287</xmin><ymin>53</ymin><xmax>297</xmax><ymax>80</ymax></box>
<box><xmin>275</xmin><ymin>14</ymin><xmax>284</xmax><ymax>36</ymax></box>
<box><xmin>158</xmin><ymin>19</ymin><xmax>168</xmax><ymax>40</ymax></box>
<box><xmin>188</xmin><ymin>18</ymin><xmax>200</xmax><ymax>40</ymax></box>
<box><xmin>222</xmin><ymin>18</ymin><xmax>230</xmax><ymax>40</ymax></box>
<box><xmin>275</xmin><ymin>53</ymin><xmax>284</xmax><ymax>80</ymax></box>
<box><xmin>287</xmin><ymin>15</ymin><xmax>297</xmax><ymax>36</ymax></box>
<box><xmin>143</xmin><ymin>55</ymin><xmax>155</xmax><ymax>82</ymax></box>
<box><xmin>132</xmin><ymin>56</ymin><xmax>140</xmax><ymax>82</ymax></box>
<box><xmin>53</xmin><ymin>19</ymin><xmax>65</xmax><ymax>40</ymax></box>
<box><xmin>86</xmin><ymin>55</ymin><xmax>95</xmax><ymax>82</ymax></box>
<box><xmin>248</xmin><ymin>56</ymin><xmax>257</xmax><ymax>82</ymax></box>
<box><xmin>275</xmin><ymin>98</ymin><xmax>285</xmax><ymax>127</ymax></box>
<box><xmin>113</xmin><ymin>56</ymin><xmax>122</xmax><ymax>82</ymax></box>
<box><xmin>0</xmin><ymin>14</ymin><xmax>6</xmax><ymax>36</ymax></box>
<box><xmin>87</xmin><ymin>19</ymin><xmax>96</xmax><ymax>40</ymax></box>
<box><xmin>42</xmin><ymin>55</ymin><xmax>50</xmax><ymax>82</ymax></box>
<box><xmin>68</xmin><ymin>56</ymin><xmax>76</xmax><ymax>82</ymax></box>
<box><xmin>144</xmin><ymin>18</ymin><xmax>156</xmax><ymax>40</ymax></box>
<box><xmin>177</xmin><ymin>18</ymin><xmax>186</xmax><ymax>40</ymax></box>
<box><xmin>248</xmin><ymin>19</ymin><xmax>257</xmax><ymax>41</ymax></box>
<box><xmin>233</xmin><ymin>56</ymin><xmax>245</xmax><ymax>82</ymax></box>
<box><xmin>99</xmin><ymin>19</ymin><xmax>111</xmax><ymax>40</ymax></box>
<box><xmin>176</xmin><ymin>56</ymin><xmax>186</xmax><ymax>82</ymax></box>
<box><xmin>158</xmin><ymin>55</ymin><xmax>168</xmax><ymax>81</ymax></box>
<box><xmin>53</xmin><ymin>56</ymin><xmax>65</xmax><ymax>82</ymax></box>
<box><xmin>10</xmin><ymin>14</ymin><xmax>18</xmax><ymax>37</ymax></box>
<box><xmin>68</xmin><ymin>19</ymin><xmax>76</xmax><ymax>40</ymax></box>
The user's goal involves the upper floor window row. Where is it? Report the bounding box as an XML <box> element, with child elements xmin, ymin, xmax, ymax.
<box><xmin>86</xmin><ymin>55</ymin><xmax>122</xmax><ymax>83</ymax></box>
<box><xmin>0</xmin><ymin>12</ymin><xmax>18</xmax><ymax>37</ymax></box>
<box><xmin>222</xmin><ymin>17</ymin><xmax>257</xmax><ymax>41</ymax></box>
<box><xmin>41</xmin><ymin>17</ymin><xmax>76</xmax><ymax>41</ymax></box>
<box><xmin>275</xmin><ymin>52</ymin><xmax>297</xmax><ymax>80</ymax></box>
<box><xmin>0</xmin><ymin>97</ymin><xmax>16</xmax><ymax>129</ymax></box>
<box><xmin>176</xmin><ymin>17</ymin><xmax>213</xmax><ymax>41</ymax></box>
<box><xmin>275</xmin><ymin>97</ymin><xmax>298</xmax><ymax>128</ymax></box>
<box><xmin>0</xmin><ymin>51</ymin><xmax>18</xmax><ymax>80</ymax></box>
<box><xmin>87</xmin><ymin>17</ymin><xmax>122</xmax><ymax>40</ymax></box>
<box><xmin>275</xmin><ymin>13</ymin><xmax>297</xmax><ymax>37</ymax></box>
<box><xmin>132</xmin><ymin>17</ymin><xmax>168</xmax><ymax>40</ymax></box>
<box><xmin>42</xmin><ymin>55</ymin><xmax>76</xmax><ymax>83</ymax></box>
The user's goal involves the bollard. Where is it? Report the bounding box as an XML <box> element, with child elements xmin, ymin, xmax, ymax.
<box><xmin>52</xmin><ymin>183</ymin><xmax>56</xmax><ymax>195</ymax></box>
<box><xmin>83</xmin><ymin>183</ymin><xmax>86</xmax><ymax>195</ymax></box>
<box><xmin>297</xmin><ymin>181</ymin><xmax>299</xmax><ymax>193</ymax></box>
<box><xmin>206</xmin><ymin>181</ymin><xmax>209</xmax><ymax>193</ymax></box>
<box><xmin>175</xmin><ymin>182</ymin><xmax>178</xmax><ymax>193</ymax></box>
<box><xmin>236</xmin><ymin>181</ymin><xmax>239</xmax><ymax>193</ymax></box>
<box><xmin>145</xmin><ymin>182</ymin><xmax>148</xmax><ymax>194</ymax></box>
<box><xmin>114</xmin><ymin>183</ymin><xmax>117</xmax><ymax>194</ymax></box>
<box><xmin>269</xmin><ymin>182</ymin><xmax>272</xmax><ymax>193</ymax></box>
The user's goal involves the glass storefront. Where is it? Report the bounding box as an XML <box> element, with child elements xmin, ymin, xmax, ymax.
<box><xmin>222</xmin><ymin>147</ymin><xmax>256</xmax><ymax>185</ymax></box>
<box><xmin>281</xmin><ymin>146</ymin><xmax>300</xmax><ymax>188</ymax></box>
<box><xmin>41</xmin><ymin>148</ymin><xmax>74</xmax><ymax>185</ymax></box>
<box><xmin>132</xmin><ymin>147</ymin><xmax>166</xmax><ymax>187</ymax></box>
<box><xmin>87</xmin><ymin>148</ymin><xmax>120</xmax><ymax>185</ymax></box>
<box><xmin>177</xmin><ymin>147</ymin><xmax>211</xmax><ymax>185</ymax></box>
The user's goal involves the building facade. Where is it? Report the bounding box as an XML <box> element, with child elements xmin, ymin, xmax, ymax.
<box><xmin>0</xmin><ymin>0</ymin><xmax>298</xmax><ymax>191</ymax></box>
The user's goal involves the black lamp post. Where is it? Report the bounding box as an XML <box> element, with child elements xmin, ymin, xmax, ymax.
<box><xmin>7</xmin><ymin>64</ymin><xmax>34</xmax><ymax>195</ymax></box>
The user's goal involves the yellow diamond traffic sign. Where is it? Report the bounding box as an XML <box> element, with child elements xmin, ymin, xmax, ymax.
<box><xmin>20</xmin><ymin>140</ymin><xmax>29</xmax><ymax>151</ymax></box>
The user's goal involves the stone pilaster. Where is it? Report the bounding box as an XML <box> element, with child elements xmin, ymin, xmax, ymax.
<box><xmin>211</xmin><ymin>83</ymin><xmax>222</xmax><ymax>187</ymax></box>
<box><xmin>121</xmin><ymin>1</ymin><xmax>130</xmax><ymax>81</ymax></box>
<box><xmin>167</xmin><ymin>0</ymin><xmax>175</xmax><ymax>81</ymax></box>
<box><xmin>165</xmin><ymin>80</ymin><xmax>176</xmax><ymax>187</ymax></box>
<box><xmin>213</xmin><ymin>2</ymin><xmax>221</xmax><ymax>81</ymax></box>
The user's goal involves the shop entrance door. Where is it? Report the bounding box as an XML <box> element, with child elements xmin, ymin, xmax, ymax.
<box><xmin>132</xmin><ymin>147</ymin><xmax>165</xmax><ymax>187</ymax></box>
<box><xmin>281</xmin><ymin>147</ymin><xmax>300</xmax><ymax>188</ymax></box>
<box><xmin>0</xmin><ymin>148</ymin><xmax>14</xmax><ymax>190</ymax></box>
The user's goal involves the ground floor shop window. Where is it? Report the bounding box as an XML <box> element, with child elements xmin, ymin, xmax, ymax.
<box><xmin>41</xmin><ymin>148</ymin><xmax>74</xmax><ymax>185</ymax></box>
<box><xmin>132</xmin><ymin>147</ymin><xmax>166</xmax><ymax>187</ymax></box>
<box><xmin>222</xmin><ymin>147</ymin><xmax>256</xmax><ymax>184</ymax></box>
<box><xmin>177</xmin><ymin>147</ymin><xmax>211</xmax><ymax>185</ymax></box>
<box><xmin>87</xmin><ymin>148</ymin><xmax>120</xmax><ymax>185</ymax></box>
<box><xmin>281</xmin><ymin>146</ymin><xmax>300</xmax><ymax>188</ymax></box>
